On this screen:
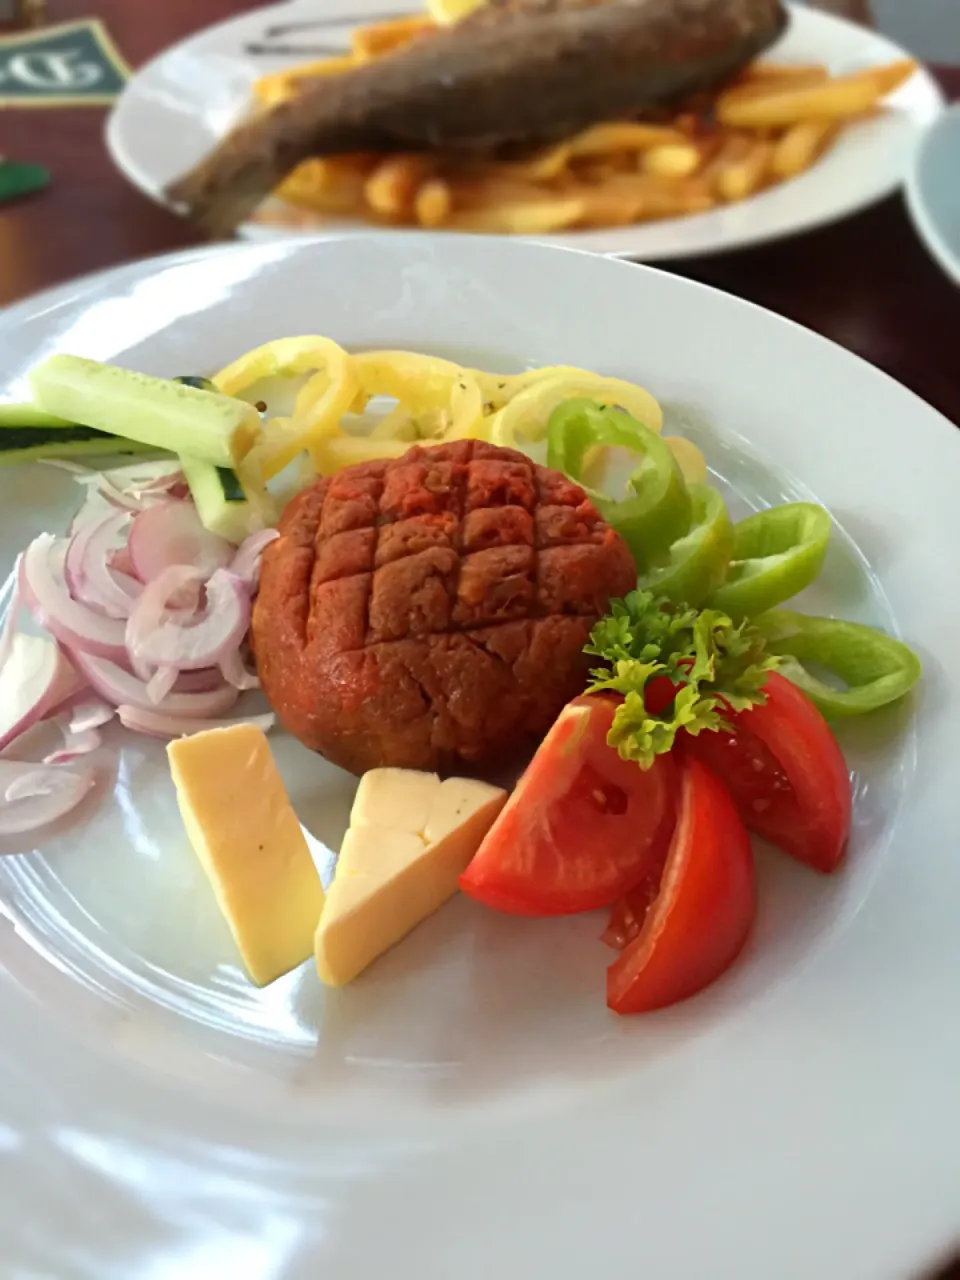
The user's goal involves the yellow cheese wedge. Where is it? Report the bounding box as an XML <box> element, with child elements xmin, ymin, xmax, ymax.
<box><xmin>167</xmin><ymin>724</ymin><xmax>325</xmax><ymax>987</ymax></box>
<box><xmin>315</xmin><ymin>769</ymin><xmax>507</xmax><ymax>986</ymax></box>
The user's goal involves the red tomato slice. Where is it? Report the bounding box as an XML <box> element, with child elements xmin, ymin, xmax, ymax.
<box><xmin>682</xmin><ymin>671</ymin><xmax>851</xmax><ymax>873</ymax></box>
<box><xmin>606</xmin><ymin>755</ymin><xmax>755</xmax><ymax>1014</ymax></box>
<box><xmin>459</xmin><ymin>695</ymin><xmax>677</xmax><ymax>915</ymax></box>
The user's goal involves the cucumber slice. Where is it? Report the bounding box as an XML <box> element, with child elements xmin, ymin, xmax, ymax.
<box><xmin>180</xmin><ymin>455</ymin><xmax>255</xmax><ymax>544</ymax></box>
<box><xmin>0</xmin><ymin>403</ymin><xmax>75</xmax><ymax>429</ymax></box>
<box><xmin>0</xmin><ymin>417</ymin><xmax>158</xmax><ymax>466</ymax></box>
<box><xmin>29</xmin><ymin>355</ymin><xmax>260</xmax><ymax>469</ymax></box>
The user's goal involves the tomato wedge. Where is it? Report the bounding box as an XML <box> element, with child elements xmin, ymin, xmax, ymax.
<box><xmin>606</xmin><ymin>756</ymin><xmax>755</xmax><ymax>1014</ymax></box>
<box><xmin>682</xmin><ymin>671</ymin><xmax>851</xmax><ymax>873</ymax></box>
<box><xmin>459</xmin><ymin>695</ymin><xmax>677</xmax><ymax>915</ymax></box>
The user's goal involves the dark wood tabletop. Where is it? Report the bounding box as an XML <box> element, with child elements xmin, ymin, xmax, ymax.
<box><xmin>0</xmin><ymin>3</ymin><xmax>959</xmax><ymax>1275</ymax></box>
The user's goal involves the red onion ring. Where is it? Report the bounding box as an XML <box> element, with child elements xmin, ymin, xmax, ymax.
<box><xmin>219</xmin><ymin>647</ymin><xmax>260</xmax><ymax>691</ymax></box>
<box><xmin>229</xmin><ymin>529</ymin><xmax>280</xmax><ymax>591</ymax></box>
<box><xmin>64</xmin><ymin>509</ymin><xmax>141</xmax><ymax>619</ymax></box>
<box><xmin>20</xmin><ymin>535</ymin><xmax>127</xmax><ymax>662</ymax></box>
<box><xmin>128</xmin><ymin>501</ymin><xmax>233</xmax><ymax>583</ymax></box>
<box><xmin>116</xmin><ymin>705</ymin><xmax>275</xmax><ymax>740</ymax></box>
<box><xmin>69</xmin><ymin>649</ymin><xmax>240</xmax><ymax>718</ymax></box>
<box><xmin>126</xmin><ymin>568</ymin><xmax>250</xmax><ymax>673</ymax></box>
<box><xmin>0</xmin><ymin>759</ymin><xmax>95</xmax><ymax>836</ymax></box>
<box><xmin>0</xmin><ymin>633</ymin><xmax>85</xmax><ymax>751</ymax></box>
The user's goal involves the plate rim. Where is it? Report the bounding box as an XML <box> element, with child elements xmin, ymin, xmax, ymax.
<box><xmin>2</xmin><ymin>234</ymin><xmax>960</xmax><ymax>1279</ymax></box>
<box><xmin>104</xmin><ymin>1</ymin><xmax>946</xmax><ymax>261</ymax></box>
<box><xmin>905</xmin><ymin>100</ymin><xmax>960</xmax><ymax>286</ymax></box>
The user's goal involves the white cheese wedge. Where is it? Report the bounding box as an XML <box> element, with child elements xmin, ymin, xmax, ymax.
<box><xmin>315</xmin><ymin>769</ymin><xmax>507</xmax><ymax>986</ymax></box>
<box><xmin>167</xmin><ymin>724</ymin><xmax>325</xmax><ymax>987</ymax></box>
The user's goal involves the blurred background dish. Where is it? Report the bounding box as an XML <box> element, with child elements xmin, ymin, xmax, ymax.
<box><xmin>106</xmin><ymin>0</ymin><xmax>944</xmax><ymax>259</ymax></box>
<box><xmin>905</xmin><ymin>102</ymin><xmax>960</xmax><ymax>285</ymax></box>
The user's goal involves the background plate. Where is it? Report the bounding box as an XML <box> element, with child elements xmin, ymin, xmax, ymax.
<box><xmin>105</xmin><ymin>1</ymin><xmax>945</xmax><ymax>259</ymax></box>
<box><xmin>1</xmin><ymin>235</ymin><xmax>959</xmax><ymax>1278</ymax></box>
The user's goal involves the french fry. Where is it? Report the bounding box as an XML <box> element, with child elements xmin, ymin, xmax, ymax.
<box><xmin>716</xmin><ymin>64</ymin><xmax>906</xmax><ymax>128</ymax></box>
<box><xmin>641</xmin><ymin>142</ymin><xmax>702</xmax><ymax>178</ymax></box>
<box><xmin>415</xmin><ymin>178</ymin><xmax>453</xmax><ymax>227</ymax></box>
<box><xmin>869</xmin><ymin>58</ymin><xmax>917</xmax><ymax>95</ymax></box>
<box><xmin>714</xmin><ymin>139</ymin><xmax>773</xmax><ymax>202</ymax></box>
<box><xmin>740</xmin><ymin>61</ymin><xmax>830</xmax><ymax>81</ymax></box>
<box><xmin>444</xmin><ymin>197</ymin><xmax>585</xmax><ymax>235</ymax></box>
<box><xmin>351</xmin><ymin>14</ymin><xmax>435</xmax><ymax>60</ymax></box>
<box><xmin>769</xmin><ymin>118</ymin><xmax>839</xmax><ymax>179</ymax></box>
<box><xmin>277</xmin><ymin>155</ymin><xmax>376</xmax><ymax>215</ymax></box>
<box><xmin>567</xmin><ymin>121</ymin><xmax>690</xmax><ymax>156</ymax></box>
<box><xmin>253</xmin><ymin>54</ymin><xmax>357</xmax><ymax>106</ymax></box>
<box><xmin>364</xmin><ymin>154</ymin><xmax>435</xmax><ymax>219</ymax></box>
<box><xmin>592</xmin><ymin>174</ymin><xmax>715</xmax><ymax>222</ymax></box>
<box><xmin>564</xmin><ymin>183</ymin><xmax>647</xmax><ymax>227</ymax></box>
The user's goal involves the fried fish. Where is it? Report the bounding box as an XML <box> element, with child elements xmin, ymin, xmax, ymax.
<box><xmin>165</xmin><ymin>0</ymin><xmax>788</xmax><ymax>235</ymax></box>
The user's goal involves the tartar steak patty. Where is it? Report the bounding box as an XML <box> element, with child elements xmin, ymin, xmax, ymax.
<box><xmin>252</xmin><ymin>439</ymin><xmax>636</xmax><ymax>774</ymax></box>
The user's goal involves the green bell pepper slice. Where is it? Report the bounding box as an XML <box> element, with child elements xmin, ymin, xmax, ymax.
<box><xmin>708</xmin><ymin>502</ymin><xmax>831</xmax><ymax>620</ymax></box>
<box><xmin>636</xmin><ymin>484</ymin><xmax>734</xmax><ymax>607</ymax></box>
<box><xmin>754</xmin><ymin>609</ymin><xmax>921</xmax><ymax>717</ymax></box>
<box><xmin>546</xmin><ymin>398</ymin><xmax>692</xmax><ymax>568</ymax></box>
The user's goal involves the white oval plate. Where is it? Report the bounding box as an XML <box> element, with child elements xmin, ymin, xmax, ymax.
<box><xmin>105</xmin><ymin>1</ymin><xmax>944</xmax><ymax>260</ymax></box>
<box><xmin>2</xmin><ymin>234</ymin><xmax>960</xmax><ymax>1278</ymax></box>
<box><xmin>906</xmin><ymin>102</ymin><xmax>960</xmax><ymax>286</ymax></box>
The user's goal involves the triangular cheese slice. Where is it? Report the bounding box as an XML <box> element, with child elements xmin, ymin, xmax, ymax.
<box><xmin>315</xmin><ymin>769</ymin><xmax>506</xmax><ymax>986</ymax></box>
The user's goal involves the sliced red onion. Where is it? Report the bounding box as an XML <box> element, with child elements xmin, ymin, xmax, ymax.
<box><xmin>44</xmin><ymin>725</ymin><xmax>102</xmax><ymax>765</ymax></box>
<box><xmin>20</xmin><ymin>535</ymin><xmax>127</xmax><ymax>661</ymax></box>
<box><xmin>123</xmin><ymin>565</ymin><xmax>207</xmax><ymax>679</ymax></box>
<box><xmin>146</xmin><ymin>667</ymin><xmax>179</xmax><ymax>705</ymax></box>
<box><xmin>66</xmin><ymin>699</ymin><xmax>115</xmax><ymax>733</ymax></box>
<box><xmin>173</xmin><ymin>667</ymin><xmax>228</xmax><ymax>693</ymax></box>
<box><xmin>219</xmin><ymin>647</ymin><xmax>260</xmax><ymax>691</ymax></box>
<box><xmin>117</xmin><ymin>705</ymin><xmax>275</xmax><ymax>740</ymax></box>
<box><xmin>64</xmin><ymin>509</ymin><xmax>141</xmax><ymax>619</ymax></box>
<box><xmin>0</xmin><ymin>633</ymin><xmax>85</xmax><ymax>751</ymax></box>
<box><xmin>126</xmin><ymin>470</ymin><xmax>185</xmax><ymax>500</ymax></box>
<box><xmin>108</xmin><ymin>547</ymin><xmax>138</xmax><ymax>580</ymax></box>
<box><xmin>68</xmin><ymin>649</ymin><xmax>239</xmax><ymax>717</ymax></box>
<box><xmin>128</xmin><ymin>501</ymin><xmax>233</xmax><ymax>583</ymax></box>
<box><xmin>229</xmin><ymin>529</ymin><xmax>280</xmax><ymax>591</ymax></box>
<box><xmin>0</xmin><ymin>552</ymin><xmax>23</xmax><ymax>673</ymax></box>
<box><xmin>0</xmin><ymin>759</ymin><xmax>94</xmax><ymax>836</ymax></box>
<box><xmin>126</xmin><ymin>568</ymin><xmax>250</xmax><ymax>673</ymax></box>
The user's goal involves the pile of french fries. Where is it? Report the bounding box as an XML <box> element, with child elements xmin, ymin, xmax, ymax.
<box><xmin>250</xmin><ymin>12</ymin><xmax>917</xmax><ymax>236</ymax></box>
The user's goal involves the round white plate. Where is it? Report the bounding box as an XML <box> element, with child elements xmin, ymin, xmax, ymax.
<box><xmin>2</xmin><ymin>234</ymin><xmax>960</xmax><ymax>1278</ymax></box>
<box><xmin>106</xmin><ymin>1</ymin><xmax>945</xmax><ymax>260</ymax></box>
<box><xmin>906</xmin><ymin>102</ymin><xmax>960</xmax><ymax>286</ymax></box>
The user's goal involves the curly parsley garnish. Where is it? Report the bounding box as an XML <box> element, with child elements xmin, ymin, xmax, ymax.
<box><xmin>584</xmin><ymin>590</ymin><xmax>780</xmax><ymax>769</ymax></box>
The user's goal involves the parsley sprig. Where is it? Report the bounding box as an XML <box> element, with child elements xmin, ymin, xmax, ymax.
<box><xmin>584</xmin><ymin>590</ymin><xmax>780</xmax><ymax>769</ymax></box>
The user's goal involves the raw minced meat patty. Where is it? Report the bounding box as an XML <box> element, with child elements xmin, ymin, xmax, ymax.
<box><xmin>252</xmin><ymin>439</ymin><xmax>636</xmax><ymax>774</ymax></box>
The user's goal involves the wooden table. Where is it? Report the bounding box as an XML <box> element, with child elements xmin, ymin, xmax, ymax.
<box><xmin>1</xmin><ymin>3</ymin><xmax>960</xmax><ymax>1275</ymax></box>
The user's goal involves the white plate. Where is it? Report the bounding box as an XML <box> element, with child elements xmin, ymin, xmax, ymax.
<box><xmin>105</xmin><ymin>1</ymin><xmax>945</xmax><ymax>260</ymax></box>
<box><xmin>906</xmin><ymin>102</ymin><xmax>960</xmax><ymax>286</ymax></box>
<box><xmin>2</xmin><ymin>233</ymin><xmax>960</xmax><ymax>1278</ymax></box>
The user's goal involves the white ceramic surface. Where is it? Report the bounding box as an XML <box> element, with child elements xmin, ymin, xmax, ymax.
<box><xmin>1</xmin><ymin>234</ymin><xmax>959</xmax><ymax>1278</ymax></box>
<box><xmin>105</xmin><ymin>1</ymin><xmax>945</xmax><ymax>260</ymax></box>
<box><xmin>906</xmin><ymin>102</ymin><xmax>960</xmax><ymax>286</ymax></box>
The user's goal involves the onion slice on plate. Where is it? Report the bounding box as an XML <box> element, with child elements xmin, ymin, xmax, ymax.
<box><xmin>126</xmin><ymin>568</ymin><xmax>250</xmax><ymax>673</ymax></box>
<box><xmin>128</xmin><ymin>501</ymin><xmax>233</xmax><ymax>583</ymax></box>
<box><xmin>230</xmin><ymin>529</ymin><xmax>279</xmax><ymax>591</ymax></box>
<box><xmin>0</xmin><ymin>759</ymin><xmax>94</xmax><ymax>836</ymax></box>
<box><xmin>64</xmin><ymin>508</ymin><xmax>141</xmax><ymax>619</ymax></box>
<box><xmin>20</xmin><ymin>534</ymin><xmax>128</xmax><ymax>661</ymax></box>
<box><xmin>68</xmin><ymin>649</ymin><xmax>240</xmax><ymax>717</ymax></box>
<box><xmin>0</xmin><ymin>633</ymin><xmax>85</xmax><ymax>751</ymax></box>
<box><xmin>117</xmin><ymin>705</ymin><xmax>276</xmax><ymax>739</ymax></box>
<box><xmin>44</xmin><ymin>726</ymin><xmax>103</xmax><ymax>765</ymax></box>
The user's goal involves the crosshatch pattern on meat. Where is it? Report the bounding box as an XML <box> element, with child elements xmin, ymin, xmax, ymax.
<box><xmin>253</xmin><ymin>440</ymin><xmax>637</xmax><ymax>775</ymax></box>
